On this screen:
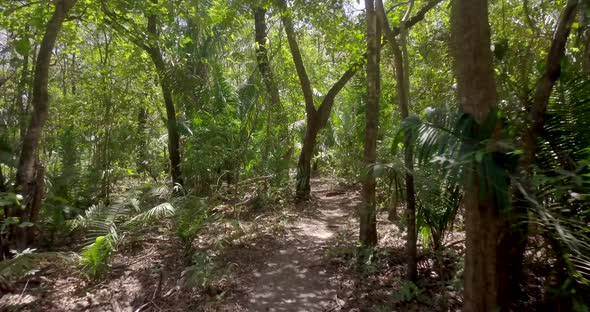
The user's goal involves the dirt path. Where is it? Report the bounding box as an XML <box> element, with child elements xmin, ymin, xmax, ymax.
<box><xmin>0</xmin><ymin>178</ymin><xmax>362</xmax><ymax>312</ymax></box>
<box><xmin>237</xmin><ymin>178</ymin><xmax>360</xmax><ymax>311</ymax></box>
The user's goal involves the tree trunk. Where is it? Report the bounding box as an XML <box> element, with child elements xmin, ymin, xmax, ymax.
<box><xmin>296</xmin><ymin>117</ymin><xmax>319</xmax><ymax>199</ymax></box>
<box><xmin>360</xmin><ymin>0</ymin><xmax>380</xmax><ymax>247</ymax></box>
<box><xmin>146</xmin><ymin>2</ymin><xmax>183</xmax><ymax>187</ymax></box>
<box><xmin>153</xmin><ymin>56</ymin><xmax>184</xmax><ymax>187</ymax></box>
<box><xmin>28</xmin><ymin>161</ymin><xmax>45</xmax><ymax>244</ymax></box>
<box><xmin>281</xmin><ymin>0</ymin><xmax>441</xmax><ymax>201</ymax></box>
<box><xmin>16</xmin><ymin>30</ymin><xmax>30</xmax><ymax>140</ymax></box>
<box><xmin>451</xmin><ymin>0</ymin><xmax>501</xmax><ymax>310</ymax></box>
<box><xmin>278</xmin><ymin>0</ymin><xmax>359</xmax><ymax>201</ymax></box>
<box><xmin>506</xmin><ymin>1</ymin><xmax>578</xmax><ymax>310</ymax></box>
<box><xmin>11</xmin><ymin>0</ymin><xmax>78</xmax><ymax>253</ymax></box>
<box><xmin>254</xmin><ymin>8</ymin><xmax>283</xmax><ymax>162</ymax></box>
<box><xmin>377</xmin><ymin>0</ymin><xmax>418</xmax><ymax>282</ymax></box>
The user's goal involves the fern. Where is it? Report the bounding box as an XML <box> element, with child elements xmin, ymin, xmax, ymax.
<box><xmin>175</xmin><ymin>196</ymin><xmax>209</xmax><ymax>247</ymax></box>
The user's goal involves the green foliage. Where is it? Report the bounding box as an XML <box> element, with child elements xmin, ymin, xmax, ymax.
<box><xmin>1</xmin><ymin>0</ymin><xmax>589</xmax><ymax>308</ymax></box>
<box><xmin>175</xmin><ymin>196</ymin><xmax>209</xmax><ymax>249</ymax></box>
<box><xmin>356</xmin><ymin>245</ymin><xmax>378</xmax><ymax>275</ymax></box>
<box><xmin>393</xmin><ymin>280</ymin><xmax>424</xmax><ymax>303</ymax></box>
<box><xmin>125</xmin><ymin>202</ymin><xmax>175</xmax><ymax>226</ymax></box>
<box><xmin>181</xmin><ymin>252</ymin><xmax>215</xmax><ymax>288</ymax></box>
<box><xmin>80</xmin><ymin>234</ymin><xmax>116</xmax><ymax>279</ymax></box>
<box><xmin>70</xmin><ymin>182</ymin><xmax>210</xmax><ymax>277</ymax></box>
<box><xmin>415</xmin><ymin>168</ymin><xmax>461</xmax><ymax>250</ymax></box>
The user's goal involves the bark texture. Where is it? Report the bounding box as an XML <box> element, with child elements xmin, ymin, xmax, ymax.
<box><xmin>360</xmin><ymin>0</ymin><xmax>380</xmax><ymax>247</ymax></box>
<box><xmin>11</xmin><ymin>0</ymin><xmax>78</xmax><ymax>253</ymax></box>
<box><xmin>450</xmin><ymin>0</ymin><xmax>500</xmax><ymax>310</ymax></box>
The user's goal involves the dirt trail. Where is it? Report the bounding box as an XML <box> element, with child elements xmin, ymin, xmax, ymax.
<box><xmin>238</xmin><ymin>178</ymin><xmax>360</xmax><ymax>312</ymax></box>
<box><xmin>0</xmin><ymin>178</ymin><xmax>361</xmax><ymax>312</ymax></box>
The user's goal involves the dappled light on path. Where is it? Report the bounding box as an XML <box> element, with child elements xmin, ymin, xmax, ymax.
<box><xmin>239</xmin><ymin>178</ymin><xmax>359</xmax><ymax>311</ymax></box>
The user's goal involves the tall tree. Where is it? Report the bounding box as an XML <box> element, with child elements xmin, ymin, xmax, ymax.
<box><xmin>253</xmin><ymin>7</ymin><xmax>283</xmax><ymax>162</ymax></box>
<box><xmin>11</xmin><ymin>0</ymin><xmax>78</xmax><ymax>252</ymax></box>
<box><xmin>376</xmin><ymin>0</ymin><xmax>418</xmax><ymax>282</ymax></box>
<box><xmin>360</xmin><ymin>0</ymin><xmax>380</xmax><ymax>247</ymax></box>
<box><xmin>101</xmin><ymin>0</ymin><xmax>183</xmax><ymax>187</ymax></box>
<box><xmin>497</xmin><ymin>0</ymin><xmax>579</xmax><ymax>309</ymax></box>
<box><xmin>277</xmin><ymin>0</ymin><xmax>441</xmax><ymax>201</ymax></box>
<box><xmin>450</xmin><ymin>0</ymin><xmax>500</xmax><ymax>310</ymax></box>
<box><xmin>145</xmin><ymin>0</ymin><xmax>183</xmax><ymax>187</ymax></box>
<box><xmin>276</xmin><ymin>0</ymin><xmax>358</xmax><ymax>200</ymax></box>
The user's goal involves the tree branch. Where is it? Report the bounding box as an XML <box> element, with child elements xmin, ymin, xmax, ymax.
<box><xmin>99</xmin><ymin>0</ymin><xmax>150</xmax><ymax>51</ymax></box>
<box><xmin>316</xmin><ymin>0</ymin><xmax>442</xmax><ymax>128</ymax></box>
<box><xmin>316</xmin><ymin>65</ymin><xmax>358</xmax><ymax>128</ymax></box>
<box><xmin>276</xmin><ymin>0</ymin><xmax>316</xmax><ymax>116</ymax></box>
<box><xmin>522</xmin><ymin>0</ymin><xmax>579</xmax><ymax>167</ymax></box>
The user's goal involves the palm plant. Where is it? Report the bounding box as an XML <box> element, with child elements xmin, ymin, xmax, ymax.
<box><xmin>69</xmin><ymin>182</ymin><xmax>208</xmax><ymax>278</ymax></box>
<box><xmin>525</xmin><ymin>76</ymin><xmax>590</xmax><ymax>306</ymax></box>
<box><xmin>398</xmin><ymin>75</ymin><xmax>590</xmax><ymax>305</ymax></box>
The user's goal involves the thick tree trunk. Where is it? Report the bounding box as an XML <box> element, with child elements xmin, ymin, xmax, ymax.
<box><xmin>360</xmin><ymin>0</ymin><xmax>380</xmax><ymax>247</ymax></box>
<box><xmin>146</xmin><ymin>3</ymin><xmax>183</xmax><ymax>187</ymax></box>
<box><xmin>296</xmin><ymin>119</ymin><xmax>319</xmax><ymax>199</ymax></box>
<box><xmin>28</xmin><ymin>161</ymin><xmax>45</xmax><ymax>244</ymax></box>
<box><xmin>451</xmin><ymin>0</ymin><xmax>501</xmax><ymax>310</ymax></box>
<box><xmin>10</xmin><ymin>0</ymin><xmax>77</xmax><ymax>252</ymax></box>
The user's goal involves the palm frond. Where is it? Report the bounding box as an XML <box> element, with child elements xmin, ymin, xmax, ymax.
<box><xmin>516</xmin><ymin>179</ymin><xmax>590</xmax><ymax>282</ymax></box>
<box><xmin>124</xmin><ymin>202</ymin><xmax>176</xmax><ymax>227</ymax></box>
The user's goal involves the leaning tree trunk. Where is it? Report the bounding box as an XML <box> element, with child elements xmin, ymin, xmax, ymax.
<box><xmin>359</xmin><ymin>0</ymin><xmax>380</xmax><ymax>247</ymax></box>
<box><xmin>147</xmin><ymin>49</ymin><xmax>183</xmax><ymax>187</ymax></box>
<box><xmin>376</xmin><ymin>0</ymin><xmax>417</xmax><ymax>282</ymax></box>
<box><xmin>451</xmin><ymin>0</ymin><xmax>501</xmax><ymax>310</ymax></box>
<box><xmin>509</xmin><ymin>1</ymin><xmax>579</xmax><ymax>310</ymax></box>
<box><xmin>10</xmin><ymin>0</ymin><xmax>78</xmax><ymax>253</ymax></box>
<box><xmin>146</xmin><ymin>2</ymin><xmax>183</xmax><ymax>187</ymax></box>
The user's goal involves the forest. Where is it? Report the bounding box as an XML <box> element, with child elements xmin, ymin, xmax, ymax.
<box><xmin>0</xmin><ymin>0</ymin><xmax>589</xmax><ymax>311</ymax></box>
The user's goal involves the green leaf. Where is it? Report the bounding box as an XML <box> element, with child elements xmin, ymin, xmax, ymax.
<box><xmin>15</xmin><ymin>38</ymin><xmax>31</xmax><ymax>56</ymax></box>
